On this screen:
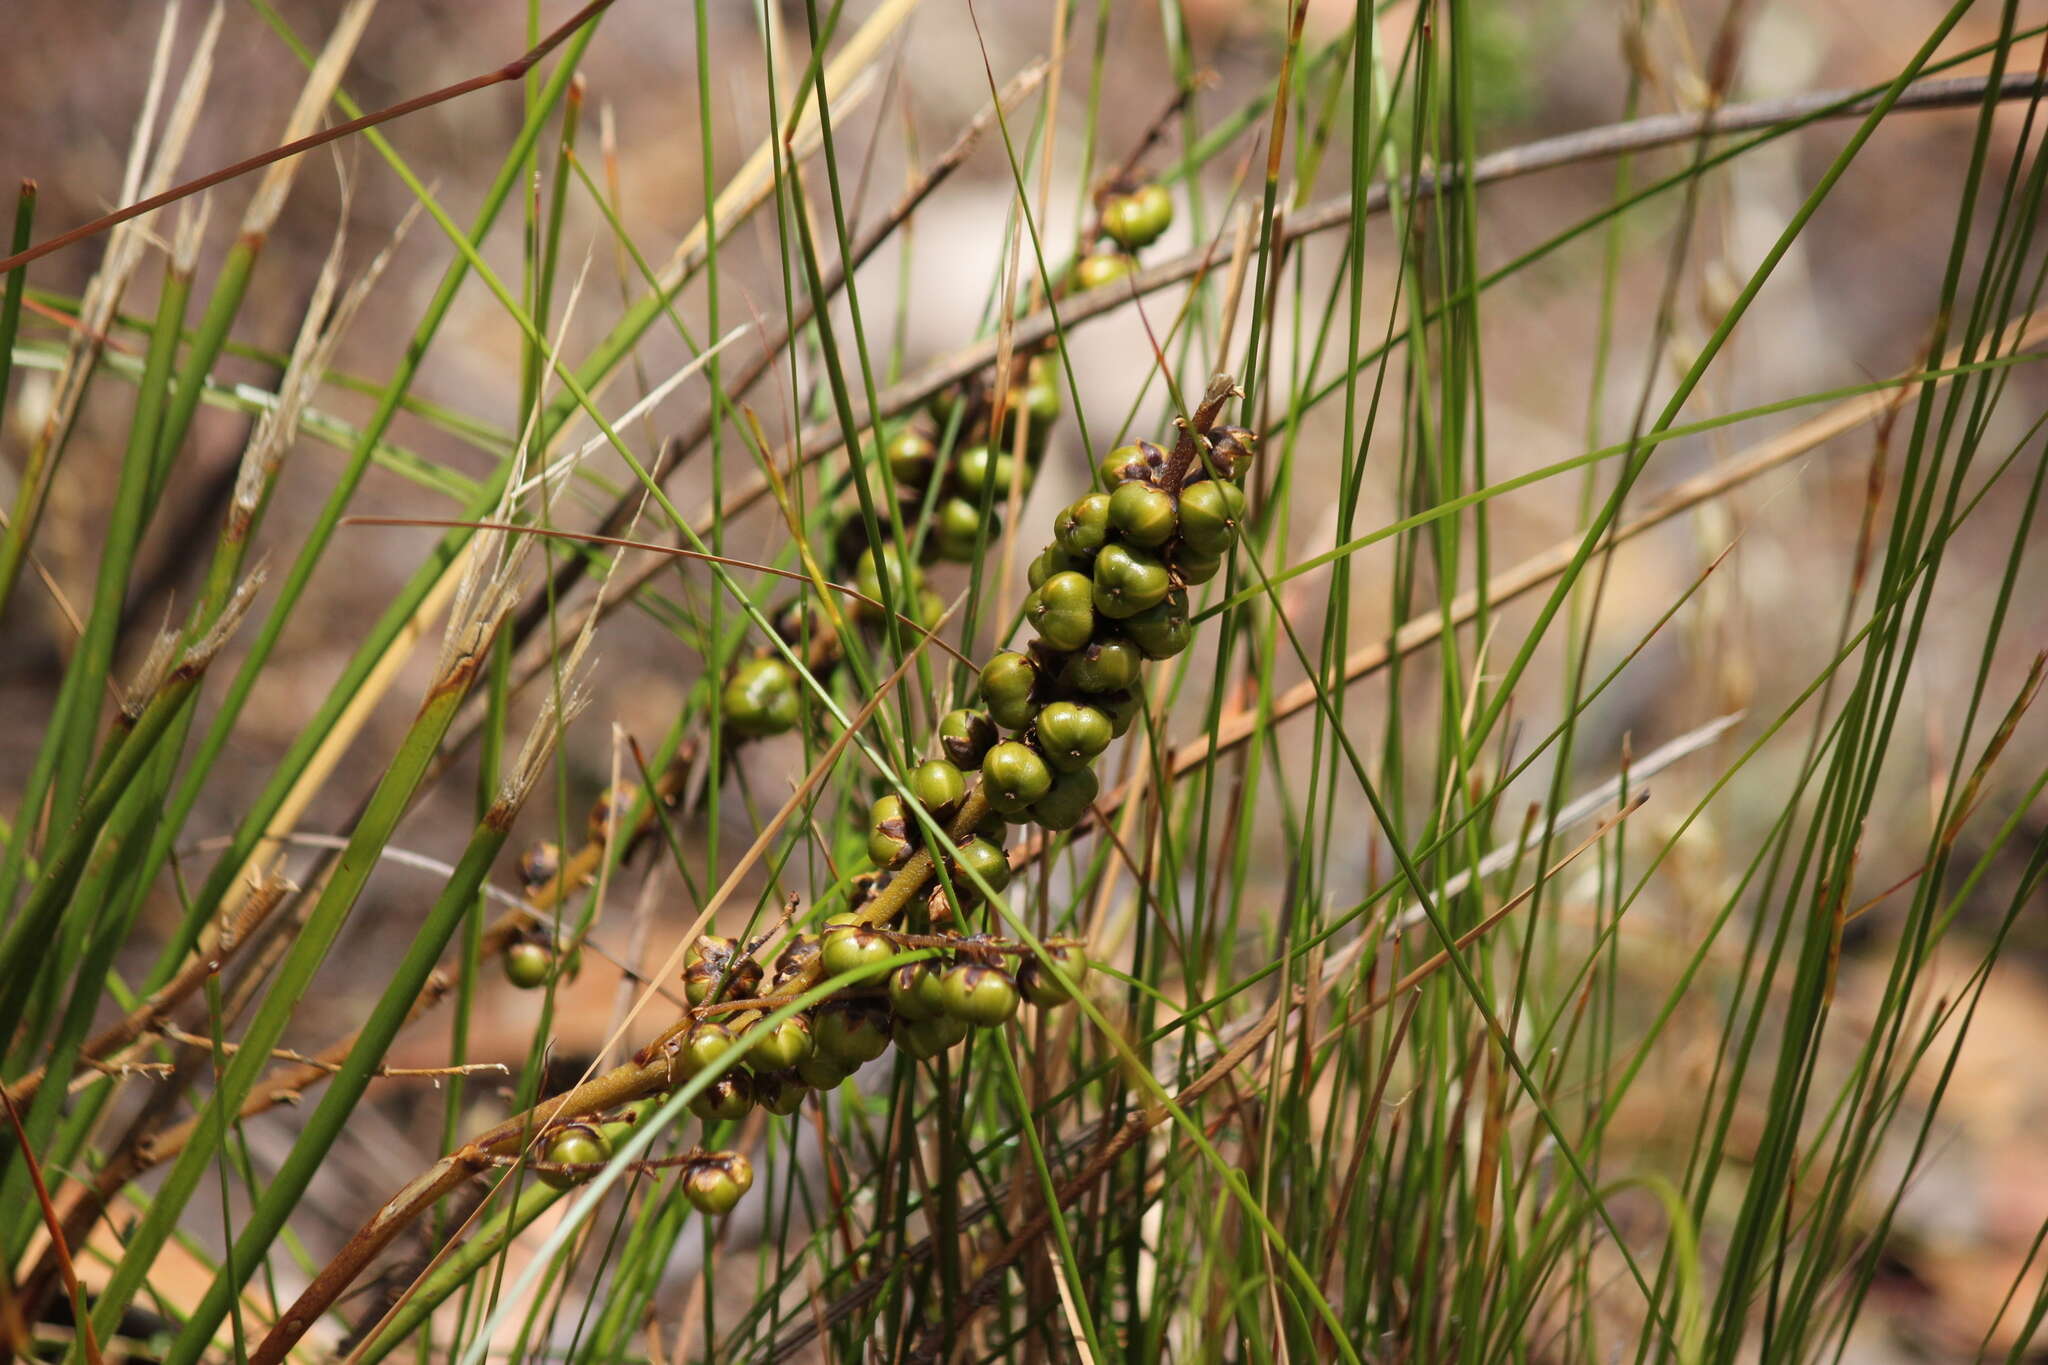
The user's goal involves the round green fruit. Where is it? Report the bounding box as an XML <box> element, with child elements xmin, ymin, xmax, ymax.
<box><xmin>946</xmin><ymin>836</ymin><xmax>1012</xmax><ymax>899</ymax></box>
<box><xmin>1017</xmin><ymin>941</ymin><xmax>1091</xmax><ymax>1007</ymax></box>
<box><xmin>1027</xmin><ymin>571</ymin><xmax>1097</xmax><ymax>651</ymax></box>
<box><xmin>981</xmin><ymin>742</ymin><xmax>1053</xmax><ymax>816</ymax></box>
<box><xmin>1092</xmin><ymin>543</ymin><xmax>1172</xmax><ymax>619</ymax></box>
<box><xmin>683</xmin><ymin>1154</ymin><xmax>754</xmax><ymax>1215</ymax></box>
<box><xmin>1109</xmin><ymin>480</ymin><xmax>1177</xmax><ymax>548</ymax></box>
<box><xmin>755</xmin><ymin>1071</ymin><xmax>808</xmax><ymax>1116</ymax></box>
<box><xmin>1177</xmin><ymin>479</ymin><xmax>1246</xmax><ymax>557</ymax></box>
<box><xmin>894</xmin><ymin>1012</ymin><xmax>970</xmax><ymax>1059</ymax></box>
<box><xmin>1030</xmin><ymin>766</ymin><xmax>1100</xmax><ymax>832</ymax></box>
<box><xmin>747</xmin><ymin>1012</ymin><xmax>815</xmax><ymax>1071</ymax></box>
<box><xmin>671</xmin><ymin>1022</ymin><xmax>736</xmax><ymax>1080</ymax></box>
<box><xmin>937</xmin><ymin>709</ymin><xmax>998</xmax><ymax>769</ymax></box>
<box><xmin>884</xmin><ymin>426</ymin><xmax>936</xmax><ymax>485</ymax></box>
<box><xmin>1173</xmin><ymin>546</ymin><xmax>1224</xmax><ymax>584</ymax></box>
<box><xmin>1034</xmin><ymin>700</ymin><xmax>1113</xmax><ymax>772</ymax></box>
<box><xmin>939</xmin><ymin>962</ymin><xmax>1022</xmax><ymax>1028</ymax></box>
<box><xmin>955</xmin><ymin>444</ymin><xmax>1016</xmax><ymax>502</ymax></box>
<box><xmin>813</xmin><ymin>1001</ymin><xmax>892</xmax><ymax>1067</ymax></box>
<box><xmin>503</xmin><ymin>940</ymin><xmax>553</xmax><ymax>990</ymax></box>
<box><xmin>539</xmin><ymin>1124</ymin><xmax>611</xmax><ymax>1190</ymax></box>
<box><xmin>689</xmin><ymin>1074</ymin><xmax>754</xmax><ymax>1123</ymax></box>
<box><xmin>1054</xmin><ymin>493</ymin><xmax>1112</xmax><ymax>559</ymax></box>
<box><xmin>518</xmin><ymin>841</ymin><xmax>561</xmax><ymax>893</ymax></box>
<box><xmin>910</xmin><ymin>759</ymin><xmax>969</xmax><ymax>818</ymax></box>
<box><xmin>871</xmin><ymin>793</ymin><xmax>920</xmax><ymax>867</ymax></box>
<box><xmin>1098</xmin><ymin>443</ymin><xmax>1156</xmax><ymax>490</ymax></box>
<box><xmin>1028</xmin><ymin>544</ymin><xmax>1079</xmax><ymax>589</ymax></box>
<box><xmin>795</xmin><ymin>1053</ymin><xmax>852</xmax><ymax>1091</ymax></box>
<box><xmin>1103</xmin><ymin>182</ymin><xmax>1173</xmax><ymax>250</ymax></box>
<box><xmin>979</xmin><ymin>652</ymin><xmax>1042</xmax><ymax>731</ymax></box>
<box><xmin>820</xmin><ymin>923</ymin><xmax>897</xmax><ymax>980</ymax></box>
<box><xmin>1097</xmin><ymin>688</ymin><xmax>1143</xmax><ymax>737</ymax></box>
<box><xmin>1075</xmin><ymin>249</ymin><xmax>1137</xmax><ymax>290</ymax></box>
<box><xmin>932</xmin><ymin>495</ymin><xmax>988</xmax><ymax>562</ymax></box>
<box><xmin>1060</xmin><ymin>638</ymin><xmax>1143</xmax><ymax>693</ymax></box>
<box><xmin>888</xmin><ymin>962</ymin><xmax>946</xmax><ymax>1021</ymax></box>
<box><xmin>1123</xmin><ymin>588</ymin><xmax>1192</xmax><ymax>660</ymax></box>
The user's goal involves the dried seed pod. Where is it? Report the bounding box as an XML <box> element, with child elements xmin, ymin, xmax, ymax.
<box><xmin>683</xmin><ymin>954</ymin><xmax>762</xmax><ymax>1006</ymax></box>
<box><xmin>518</xmin><ymin>841</ymin><xmax>562</xmax><ymax>894</ymax></box>
<box><xmin>938</xmin><ymin>961</ymin><xmax>1022</xmax><ymax>1027</ymax></box>
<box><xmin>1199</xmin><ymin>425</ymin><xmax>1258</xmax><ymax>482</ymax></box>
<box><xmin>538</xmin><ymin>1123</ymin><xmax>611</xmax><ymax>1190</ymax></box>
<box><xmin>981</xmin><ymin>742</ymin><xmax>1053</xmax><ymax>816</ymax></box>
<box><xmin>723</xmin><ymin>656</ymin><xmax>802</xmax><ymax>738</ymax></box>
<box><xmin>683</xmin><ymin>1153</ymin><xmax>755</xmax><ymax>1214</ymax></box>
<box><xmin>588</xmin><ymin>785</ymin><xmax>629</xmax><ymax>844</ymax></box>
<box><xmin>937</xmin><ymin>709</ymin><xmax>999</xmax><ymax>769</ymax></box>
<box><xmin>772</xmin><ymin>933</ymin><xmax>821</xmax><ymax>985</ymax></box>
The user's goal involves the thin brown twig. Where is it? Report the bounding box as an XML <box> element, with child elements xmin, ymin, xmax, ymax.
<box><xmin>0</xmin><ymin>1079</ymin><xmax>103</xmax><ymax>1365</ymax></box>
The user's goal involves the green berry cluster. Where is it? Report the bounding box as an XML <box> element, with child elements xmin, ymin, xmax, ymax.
<box><xmin>534</xmin><ymin>1099</ymin><xmax>753</xmax><ymax>1216</ymax></box>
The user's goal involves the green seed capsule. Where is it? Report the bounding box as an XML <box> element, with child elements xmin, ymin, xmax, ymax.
<box><xmin>503</xmin><ymin>940</ymin><xmax>553</xmax><ymax>990</ymax></box>
<box><xmin>981</xmin><ymin>742</ymin><xmax>1054</xmax><ymax>815</ymax></box>
<box><xmin>820</xmin><ymin>923</ymin><xmax>897</xmax><ymax>980</ymax></box>
<box><xmin>1017</xmin><ymin>941</ymin><xmax>1091</xmax><ymax>1007</ymax></box>
<box><xmin>854</xmin><ymin>545</ymin><xmax>923</xmax><ymax>605</ymax></box>
<box><xmin>1054</xmin><ymin>493</ymin><xmax>1112</xmax><ymax>559</ymax></box>
<box><xmin>1177</xmin><ymin>479</ymin><xmax>1246</xmax><ymax>556</ymax></box>
<box><xmin>682</xmin><ymin>1154</ymin><xmax>755</xmax><ymax>1215</ymax></box>
<box><xmin>1028</xmin><ymin>544</ymin><xmax>1079</xmax><ymax>589</ymax></box>
<box><xmin>888</xmin><ymin>962</ymin><xmax>947</xmax><ymax>1020</ymax></box>
<box><xmin>755</xmin><ymin>1071</ymin><xmax>808</xmax><ymax>1116</ymax></box>
<box><xmin>1098</xmin><ymin>688</ymin><xmax>1144</xmax><ymax>737</ymax></box>
<box><xmin>1027</xmin><ymin>570</ymin><xmax>1098</xmax><ymax>651</ymax></box>
<box><xmin>670</xmin><ymin>1022</ymin><xmax>737</xmax><ymax>1080</ymax></box>
<box><xmin>1098</xmin><ymin>442</ymin><xmax>1157</xmax><ymax>490</ymax></box>
<box><xmin>867</xmin><ymin>793</ymin><xmax>915</xmax><ymax>868</ymax></box>
<box><xmin>539</xmin><ymin>1123</ymin><xmax>612</xmax><ymax>1190</ymax></box>
<box><xmin>1103</xmin><ymin>183</ymin><xmax>1173</xmax><ymax>249</ymax></box>
<box><xmin>1092</xmin><ymin>543</ymin><xmax>1172</xmax><ymax>619</ymax></box>
<box><xmin>884</xmin><ymin>425</ymin><xmax>937</xmax><ymax>486</ymax></box>
<box><xmin>689</xmin><ymin>1073</ymin><xmax>755</xmax><ymax>1123</ymax></box>
<box><xmin>939</xmin><ymin>962</ymin><xmax>1022</xmax><ymax>1027</ymax></box>
<box><xmin>955</xmin><ymin>444</ymin><xmax>1016</xmax><ymax>502</ymax></box>
<box><xmin>1019</xmin><ymin>362</ymin><xmax>1062</xmax><ymax>427</ymax></box>
<box><xmin>1061</xmin><ymin>638</ymin><xmax>1144</xmax><ymax>693</ymax></box>
<box><xmin>979</xmin><ymin>651</ymin><xmax>1041</xmax><ymax>731</ymax></box>
<box><xmin>1123</xmin><ymin>588</ymin><xmax>1192</xmax><ymax>660</ymax></box>
<box><xmin>1109</xmin><ymin>480</ymin><xmax>1178</xmax><ymax>548</ymax></box>
<box><xmin>894</xmin><ymin>1012</ymin><xmax>970</xmax><ymax>1059</ymax></box>
<box><xmin>813</xmin><ymin>1001</ymin><xmax>893</xmax><ymax>1067</ymax></box>
<box><xmin>1030</xmin><ymin>765</ymin><xmax>1100</xmax><ymax>831</ymax></box>
<box><xmin>937</xmin><ymin>709</ymin><xmax>998</xmax><ymax>769</ymax></box>
<box><xmin>947</xmin><ymin>836</ymin><xmax>1012</xmax><ymax>898</ymax></box>
<box><xmin>772</xmin><ymin>933</ymin><xmax>820</xmax><ymax>984</ymax></box>
<box><xmin>909</xmin><ymin>759</ymin><xmax>969</xmax><ymax>818</ymax></box>
<box><xmin>932</xmin><ymin>495</ymin><xmax>988</xmax><ymax>562</ymax></box>
<box><xmin>1034</xmin><ymin>700</ymin><xmax>1113</xmax><ymax>772</ymax></box>
<box><xmin>747</xmin><ymin>1012</ymin><xmax>815</xmax><ymax>1071</ymax></box>
<box><xmin>1174</xmin><ymin>547</ymin><xmax>1224</xmax><ymax>584</ymax></box>
<box><xmin>795</xmin><ymin>1053</ymin><xmax>852</xmax><ymax>1091</ymax></box>
<box><xmin>1075</xmin><ymin>249</ymin><xmax>1137</xmax><ymax>290</ymax></box>
<box><xmin>683</xmin><ymin>955</ymin><xmax>761</xmax><ymax>1006</ymax></box>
